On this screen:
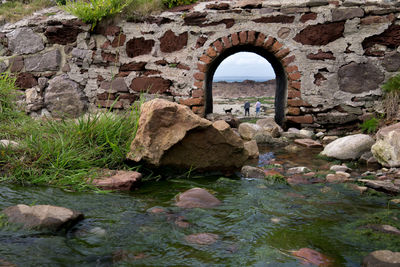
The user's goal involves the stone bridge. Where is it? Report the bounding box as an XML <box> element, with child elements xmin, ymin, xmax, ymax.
<box><xmin>1</xmin><ymin>0</ymin><xmax>400</xmax><ymax>129</ymax></box>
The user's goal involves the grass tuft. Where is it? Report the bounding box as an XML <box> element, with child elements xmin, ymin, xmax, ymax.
<box><xmin>0</xmin><ymin>73</ymin><xmax>143</xmax><ymax>191</ymax></box>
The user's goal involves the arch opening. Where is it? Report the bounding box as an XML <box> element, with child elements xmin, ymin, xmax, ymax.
<box><xmin>205</xmin><ymin>45</ymin><xmax>287</xmax><ymax>126</ymax></box>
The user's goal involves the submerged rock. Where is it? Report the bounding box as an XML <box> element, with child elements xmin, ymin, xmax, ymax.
<box><xmin>175</xmin><ymin>188</ymin><xmax>221</xmax><ymax>209</ymax></box>
<box><xmin>294</xmin><ymin>138</ymin><xmax>322</xmax><ymax>148</ymax></box>
<box><xmin>291</xmin><ymin>248</ymin><xmax>334</xmax><ymax>266</ymax></box>
<box><xmin>185</xmin><ymin>233</ymin><xmax>219</xmax><ymax>245</ymax></box>
<box><xmin>3</xmin><ymin>204</ymin><xmax>83</xmax><ymax>231</ymax></box>
<box><xmin>363</xmin><ymin>250</ymin><xmax>400</xmax><ymax>267</ymax></box>
<box><xmin>243</xmin><ymin>140</ymin><xmax>259</xmax><ymax>159</ymax></box>
<box><xmin>371</xmin><ymin>123</ymin><xmax>400</xmax><ymax>168</ymax></box>
<box><xmin>127</xmin><ymin>99</ymin><xmax>249</xmax><ymax>172</ymax></box>
<box><xmin>241</xmin><ymin>165</ymin><xmax>266</xmax><ymax>179</ymax></box>
<box><xmin>89</xmin><ymin>170</ymin><xmax>141</xmax><ymax>191</ymax></box>
<box><xmin>358</xmin><ymin>179</ymin><xmax>399</xmax><ymax>194</ymax></box>
<box><xmin>320</xmin><ymin>134</ymin><xmax>375</xmax><ymax>160</ymax></box>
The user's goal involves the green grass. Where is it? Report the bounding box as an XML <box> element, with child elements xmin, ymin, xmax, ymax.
<box><xmin>0</xmin><ymin>74</ymin><xmax>143</xmax><ymax>191</ymax></box>
<box><xmin>237</xmin><ymin>96</ymin><xmax>275</xmax><ymax>105</ymax></box>
<box><xmin>0</xmin><ymin>0</ymin><xmax>54</xmax><ymax>22</ymax></box>
<box><xmin>360</xmin><ymin>117</ymin><xmax>380</xmax><ymax>134</ymax></box>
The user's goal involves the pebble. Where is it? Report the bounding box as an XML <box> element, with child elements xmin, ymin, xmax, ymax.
<box><xmin>330</xmin><ymin>164</ymin><xmax>351</xmax><ymax>172</ymax></box>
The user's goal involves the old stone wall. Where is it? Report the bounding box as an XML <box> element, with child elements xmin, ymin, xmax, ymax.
<box><xmin>0</xmin><ymin>0</ymin><xmax>400</xmax><ymax>129</ymax></box>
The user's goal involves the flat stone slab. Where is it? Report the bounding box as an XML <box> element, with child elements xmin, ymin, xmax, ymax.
<box><xmin>3</xmin><ymin>204</ymin><xmax>83</xmax><ymax>231</ymax></box>
<box><xmin>358</xmin><ymin>179</ymin><xmax>400</xmax><ymax>194</ymax></box>
<box><xmin>90</xmin><ymin>170</ymin><xmax>142</xmax><ymax>191</ymax></box>
<box><xmin>294</xmin><ymin>138</ymin><xmax>322</xmax><ymax>148</ymax></box>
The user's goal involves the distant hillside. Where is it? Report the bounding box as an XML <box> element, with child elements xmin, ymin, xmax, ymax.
<box><xmin>212</xmin><ymin>79</ymin><xmax>276</xmax><ymax>98</ymax></box>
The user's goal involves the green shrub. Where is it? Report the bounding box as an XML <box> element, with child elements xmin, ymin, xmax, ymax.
<box><xmin>63</xmin><ymin>0</ymin><xmax>129</xmax><ymax>30</ymax></box>
<box><xmin>162</xmin><ymin>0</ymin><xmax>197</xmax><ymax>8</ymax></box>
<box><xmin>381</xmin><ymin>73</ymin><xmax>400</xmax><ymax>120</ymax></box>
<box><xmin>360</xmin><ymin>117</ymin><xmax>379</xmax><ymax>134</ymax></box>
<box><xmin>0</xmin><ymin>72</ymin><xmax>23</xmax><ymax>122</ymax></box>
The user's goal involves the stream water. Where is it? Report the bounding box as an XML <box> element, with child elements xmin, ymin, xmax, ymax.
<box><xmin>0</xmin><ymin>146</ymin><xmax>399</xmax><ymax>266</ymax></box>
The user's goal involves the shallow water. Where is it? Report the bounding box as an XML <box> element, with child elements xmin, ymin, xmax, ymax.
<box><xmin>0</xmin><ymin>146</ymin><xmax>399</xmax><ymax>266</ymax></box>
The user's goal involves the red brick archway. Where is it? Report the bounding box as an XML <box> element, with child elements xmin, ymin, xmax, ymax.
<box><xmin>180</xmin><ymin>31</ymin><xmax>313</xmax><ymax>126</ymax></box>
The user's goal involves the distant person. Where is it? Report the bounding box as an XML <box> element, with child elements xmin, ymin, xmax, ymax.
<box><xmin>255</xmin><ymin>99</ymin><xmax>261</xmax><ymax>117</ymax></box>
<box><xmin>244</xmin><ymin>101</ymin><xmax>250</xmax><ymax>116</ymax></box>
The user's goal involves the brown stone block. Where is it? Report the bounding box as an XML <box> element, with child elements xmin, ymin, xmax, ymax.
<box><xmin>194</xmin><ymin>72</ymin><xmax>205</xmax><ymax>81</ymax></box>
<box><xmin>160</xmin><ymin>30</ymin><xmax>188</xmax><ymax>53</ymax></box>
<box><xmin>286</xmin><ymin>65</ymin><xmax>298</xmax><ymax>73</ymax></box>
<box><xmin>264</xmin><ymin>36</ymin><xmax>275</xmax><ymax>49</ymax></box>
<box><xmin>198</xmin><ymin>63</ymin><xmax>207</xmax><ymax>72</ymax></box>
<box><xmin>96</xmin><ymin>100</ymin><xmax>123</xmax><ymax>109</ymax></box>
<box><xmin>300</xmin><ymin>13</ymin><xmax>317</xmax><ymax>23</ymax></box>
<box><xmin>255</xmin><ymin>33</ymin><xmax>266</xmax><ymax>46</ymax></box>
<box><xmin>231</xmin><ymin>32</ymin><xmax>239</xmax><ymax>46</ymax></box>
<box><xmin>200</xmin><ymin>54</ymin><xmax>212</xmax><ymax>64</ymax></box>
<box><xmin>287</xmin><ymin>99</ymin><xmax>311</xmax><ymax>107</ymax></box>
<box><xmin>282</xmin><ymin>55</ymin><xmax>296</xmax><ymax>66</ymax></box>
<box><xmin>213</xmin><ymin>40</ymin><xmax>223</xmax><ymax>53</ymax></box>
<box><xmin>130</xmin><ymin>77</ymin><xmax>171</xmax><ymax>94</ymax></box>
<box><xmin>177</xmin><ymin>63</ymin><xmax>190</xmax><ymax>70</ymax></box>
<box><xmin>288</xmin><ymin>89</ymin><xmax>301</xmax><ymax>99</ymax></box>
<box><xmin>196</xmin><ymin>36</ymin><xmax>208</xmax><ymax>48</ymax></box>
<box><xmin>118</xmin><ymin>93</ymin><xmax>138</xmax><ymax>103</ymax></box>
<box><xmin>287</xmin><ymin>107</ymin><xmax>301</xmax><ymax>116</ymax></box>
<box><xmin>192</xmin><ymin>105</ymin><xmax>205</xmax><ymax>115</ymax></box>
<box><xmin>207</xmin><ymin>46</ymin><xmax>217</xmax><ymax>58</ymax></box>
<box><xmin>126</xmin><ymin>37</ymin><xmax>155</xmax><ymax>58</ymax></box>
<box><xmin>286</xmin><ymin>115</ymin><xmax>313</xmax><ymax>124</ymax></box>
<box><xmin>101</xmin><ymin>51</ymin><xmax>118</xmax><ymax>62</ymax></box>
<box><xmin>97</xmin><ymin>92</ymin><xmax>116</xmax><ymax>100</ymax></box>
<box><xmin>275</xmin><ymin>48</ymin><xmax>290</xmax><ymax>59</ymax></box>
<box><xmin>253</xmin><ymin>15</ymin><xmax>295</xmax><ymax>24</ymax></box>
<box><xmin>288</xmin><ymin>72</ymin><xmax>301</xmax><ymax>81</ymax></box>
<box><xmin>239</xmin><ymin>31</ymin><xmax>247</xmax><ymax>44</ymax></box>
<box><xmin>293</xmin><ymin>22</ymin><xmax>345</xmax><ymax>46</ymax></box>
<box><xmin>111</xmin><ymin>34</ymin><xmax>126</xmax><ymax>47</ymax></box>
<box><xmin>222</xmin><ymin>36</ymin><xmax>232</xmax><ymax>49</ymax></box>
<box><xmin>179</xmin><ymin>97</ymin><xmax>204</xmax><ymax>106</ymax></box>
<box><xmin>15</xmin><ymin>72</ymin><xmax>37</xmax><ymax>89</ymax></box>
<box><xmin>289</xmin><ymin>81</ymin><xmax>301</xmax><ymax>90</ymax></box>
<box><xmin>192</xmin><ymin>89</ymin><xmax>204</xmax><ymax>98</ymax></box>
<box><xmin>247</xmin><ymin>31</ymin><xmax>255</xmax><ymax>44</ymax></box>
<box><xmin>307</xmin><ymin>49</ymin><xmax>335</xmax><ymax>60</ymax></box>
<box><xmin>120</xmin><ymin>61</ymin><xmax>146</xmax><ymax>71</ymax></box>
<box><xmin>194</xmin><ymin>81</ymin><xmax>204</xmax><ymax>89</ymax></box>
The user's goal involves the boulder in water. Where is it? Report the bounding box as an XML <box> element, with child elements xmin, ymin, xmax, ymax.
<box><xmin>320</xmin><ymin>134</ymin><xmax>375</xmax><ymax>160</ymax></box>
<box><xmin>3</xmin><ymin>204</ymin><xmax>83</xmax><ymax>231</ymax></box>
<box><xmin>371</xmin><ymin>122</ymin><xmax>400</xmax><ymax>167</ymax></box>
<box><xmin>241</xmin><ymin>165</ymin><xmax>266</xmax><ymax>179</ymax></box>
<box><xmin>363</xmin><ymin>250</ymin><xmax>400</xmax><ymax>267</ymax></box>
<box><xmin>175</xmin><ymin>187</ymin><xmax>221</xmax><ymax>209</ymax></box>
<box><xmin>291</xmin><ymin>248</ymin><xmax>334</xmax><ymax>266</ymax></box>
<box><xmin>127</xmin><ymin>99</ymin><xmax>249</xmax><ymax>172</ymax></box>
<box><xmin>185</xmin><ymin>233</ymin><xmax>219</xmax><ymax>245</ymax></box>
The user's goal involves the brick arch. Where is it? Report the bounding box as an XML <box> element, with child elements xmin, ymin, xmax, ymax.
<box><xmin>188</xmin><ymin>31</ymin><xmax>309</xmax><ymax>127</ymax></box>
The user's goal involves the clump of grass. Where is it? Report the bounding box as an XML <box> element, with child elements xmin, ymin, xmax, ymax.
<box><xmin>381</xmin><ymin>73</ymin><xmax>400</xmax><ymax>121</ymax></box>
<box><xmin>162</xmin><ymin>0</ymin><xmax>197</xmax><ymax>8</ymax></box>
<box><xmin>63</xmin><ymin>0</ymin><xmax>129</xmax><ymax>30</ymax></box>
<box><xmin>0</xmin><ymin>73</ymin><xmax>143</xmax><ymax>191</ymax></box>
<box><xmin>360</xmin><ymin>117</ymin><xmax>380</xmax><ymax>134</ymax></box>
<box><xmin>0</xmin><ymin>0</ymin><xmax>54</xmax><ymax>23</ymax></box>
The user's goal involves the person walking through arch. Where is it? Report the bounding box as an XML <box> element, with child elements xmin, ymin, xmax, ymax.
<box><xmin>244</xmin><ymin>101</ymin><xmax>250</xmax><ymax>116</ymax></box>
<box><xmin>255</xmin><ymin>99</ymin><xmax>261</xmax><ymax>117</ymax></box>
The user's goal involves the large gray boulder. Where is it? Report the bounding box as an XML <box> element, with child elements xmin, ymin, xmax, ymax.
<box><xmin>238</xmin><ymin>122</ymin><xmax>262</xmax><ymax>140</ymax></box>
<box><xmin>176</xmin><ymin>188</ymin><xmax>221</xmax><ymax>208</ymax></box>
<box><xmin>363</xmin><ymin>250</ymin><xmax>400</xmax><ymax>267</ymax></box>
<box><xmin>25</xmin><ymin>49</ymin><xmax>61</xmax><ymax>72</ymax></box>
<box><xmin>320</xmin><ymin>134</ymin><xmax>375</xmax><ymax>160</ymax></box>
<box><xmin>44</xmin><ymin>75</ymin><xmax>87</xmax><ymax>118</ymax></box>
<box><xmin>127</xmin><ymin>99</ymin><xmax>249</xmax><ymax>171</ymax></box>
<box><xmin>371</xmin><ymin>123</ymin><xmax>400</xmax><ymax>167</ymax></box>
<box><xmin>3</xmin><ymin>204</ymin><xmax>83</xmax><ymax>231</ymax></box>
<box><xmin>6</xmin><ymin>28</ymin><xmax>44</xmax><ymax>55</ymax></box>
